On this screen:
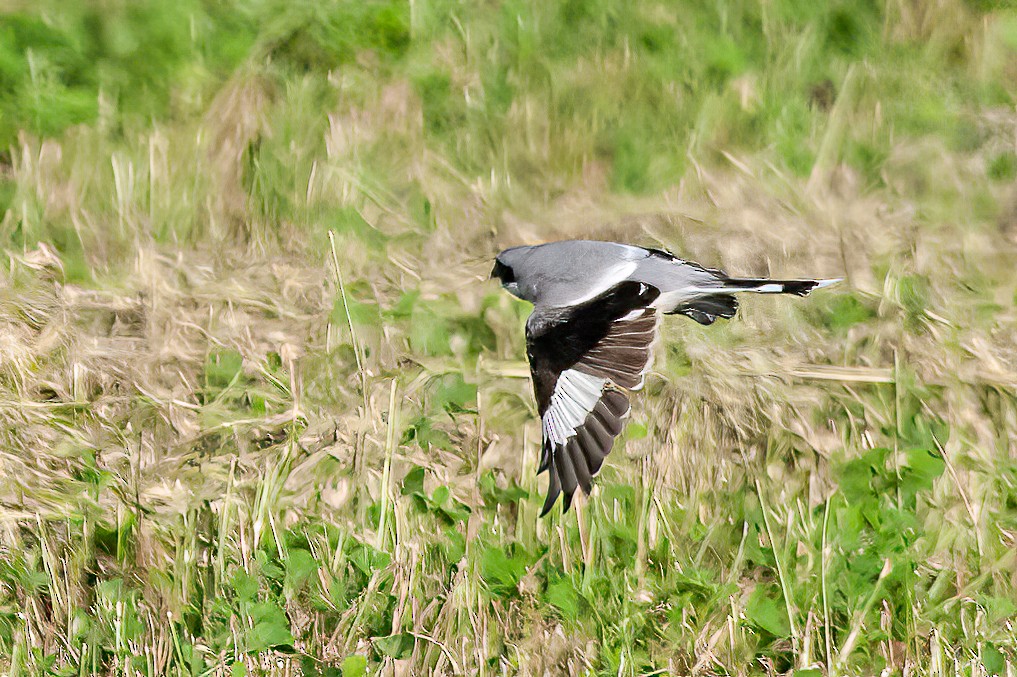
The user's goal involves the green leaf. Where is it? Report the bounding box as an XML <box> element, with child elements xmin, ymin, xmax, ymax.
<box><xmin>245</xmin><ymin>601</ymin><xmax>294</xmax><ymax>654</ymax></box>
<box><xmin>284</xmin><ymin>548</ymin><xmax>318</xmax><ymax>591</ymax></box>
<box><xmin>480</xmin><ymin>544</ymin><xmax>531</xmax><ymax>595</ymax></box>
<box><xmin>346</xmin><ymin>299</ymin><xmax>383</xmax><ymax>328</ymax></box>
<box><xmin>438</xmin><ymin>526</ymin><xmax>466</xmax><ymax>564</ymax></box>
<box><xmin>348</xmin><ymin>541</ymin><xmax>391</xmax><ymax>576</ymax></box>
<box><xmin>440</xmin><ymin>498</ymin><xmax>471</xmax><ymax>524</ymax></box>
<box><xmin>839</xmin><ymin>448</ymin><xmax>889</xmax><ymax>502</ymax></box>
<box><xmin>624</xmin><ymin>421</ymin><xmax>648</xmax><ymax>440</ymax></box>
<box><xmin>374</xmin><ymin>632</ymin><xmax>414</xmax><ymax>659</ymax></box>
<box><xmin>897</xmin><ymin>274</ymin><xmax>930</xmax><ymax>319</ymax></box>
<box><xmin>794</xmin><ymin>670</ymin><xmax>823</xmax><ymax>677</ymax></box>
<box><xmin>979</xmin><ymin>594</ymin><xmax>1017</xmax><ymax>624</ymax></box>
<box><xmin>231</xmin><ymin>570</ymin><xmax>259</xmax><ymax>601</ymax></box>
<box><xmin>670</xmin><ymin>568</ymin><xmax>721</xmax><ymax>601</ymax></box>
<box><xmin>387</xmin><ymin>290</ymin><xmax>419</xmax><ymax>319</ymax></box>
<box><xmin>743</xmin><ymin>523</ymin><xmax>776</xmax><ymax>568</ymax></box>
<box><xmin>256</xmin><ymin>549</ymin><xmax>284</xmax><ymax>581</ymax></box>
<box><xmin>401</xmin><ymin>415</ymin><xmax>454</xmax><ymax>452</ymax></box>
<box><xmin>432</xmin><ymin>485</ymin><xmax>451</xmax><ymax>506</ymax></box>
<box><xmin>544</xmin><ymin>578</ymin><xmax>580</xmax><ymax>620</ymax></box>
<box><xmin>409</xmin><ymin>484</ymin><xmax>472</xmax><ymax>523</ymax></box>
<box><xmin>479</xmin><ymin>471</ymin><xmax>528</xmax><ymax>505</ymax></box>
<box><xmin>745</xmin><ymin>585</ymin><xmax>790</xmax><ymax>638</ymax></box>
<box><xmin>820</xmin><ymin>293</ymin><xmax>876</xmax><ymax>333</ymax></box>
<box><xmin>325</xmin><ymin>578</ymin><xmax>353</xmax><ymax>613</ymax></box>
<box><xmin>341</xmin><ymin>655</ymin><xmax>367</xmax><ymax>677</ymax></box>
<box><xmin>401</xmin><ymin>466</ymin><xmax>425</xmax><ymax>496</ymax></box>
<box><xmin>206</xmin><ymin>349</ymin><xmax>244</xmax><ymax>390</ymax></box>
<box><xmin>983</xmin><ymin>642</ymin><xmax>1005</xmax><ymax>676</ymax></box>
<box><xmin>433</xmin><ymin>373</ymin><xmax>477</xmax><ymax>414</ymax></box>
<box><xmin>332</xmin><ymin>206</ymin><xmax>387</xmax><ymax>252</ymax></box>
<box><xmin>409</xmin><ymin>304</ymin><xmax>452</xmax><ymax>356</ymax></box>
<box><xmin>231</xmin><ymin>662</ymin><xmax>246</xmax><ymax>677</ymax></box>
<box><xmin>900</xmin><ymin>448</ymin><xmax>945</xmax><ymax>496</ymax></box>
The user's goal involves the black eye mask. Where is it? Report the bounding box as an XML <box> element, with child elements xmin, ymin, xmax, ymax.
<box><xmin>490</xmin><ymin>259</ymin><xmax>515</xmax><ymax>284</ymax></box>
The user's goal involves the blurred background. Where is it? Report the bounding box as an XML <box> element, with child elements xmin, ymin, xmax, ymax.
<box><xmin>1</xmin><ymin>1</ymin><xmax>1016</xmax><ymax>675</ymax></box>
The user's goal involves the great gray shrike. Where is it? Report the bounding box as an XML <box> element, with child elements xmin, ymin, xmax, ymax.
<box><xmin>491</xmin><ymin>239</ymin><xmax>838</xmax><ymax>515</ymax></box>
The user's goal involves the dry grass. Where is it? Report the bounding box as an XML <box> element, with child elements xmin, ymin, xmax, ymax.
<box><xmin>2</xmin><ymin>1</ymin><xmax>1017</xmax><ymax>674</ymax></box>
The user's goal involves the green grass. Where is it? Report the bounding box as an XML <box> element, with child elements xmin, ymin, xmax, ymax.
<box><xmin>1</xmin><ymin>0</ymin><xmax>1017</xmax><ymax>674</ymax></box>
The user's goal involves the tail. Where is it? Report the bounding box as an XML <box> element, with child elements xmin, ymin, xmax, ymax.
<box><xmin>671</xmin><ymin>276</ymin><xmax>841</xmax><ymax>325</ymax></box>
<box><xmin>712</xmin><ymin>276</ymin><xmax>842</xmax><ymax>297</ymax></box>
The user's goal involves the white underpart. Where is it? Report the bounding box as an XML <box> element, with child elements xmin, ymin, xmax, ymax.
<box><xmin>650</xmin><ymin>290</ymin><xmax>692</xmax><ymax>311</ymax></box>
<box><xmin>566</xmin><ymin>261</ymin><xmax>639</xmax><ymax>306</ymax></box>
<box><xmin>542</xmin><ymin>369</ymin><xmax>607</xmax><ymax>448</ymax></box>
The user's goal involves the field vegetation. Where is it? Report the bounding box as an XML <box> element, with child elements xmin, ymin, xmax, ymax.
<box><xmin>1</xmin><ymin>0</ymin><xmax>1017</xmax><ymax>674</ymax></box>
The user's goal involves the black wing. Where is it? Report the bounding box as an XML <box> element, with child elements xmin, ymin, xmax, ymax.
<box><xmin>526</xmin><ymin>281</ymin><xmax>660</xmax><ymax>515</ymax></box>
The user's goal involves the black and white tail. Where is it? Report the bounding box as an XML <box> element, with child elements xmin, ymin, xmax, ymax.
<box><xmin>671</xmin><ymin>276</ymin><xmax>841</xmax><ymax>325</ymax></box>
<box><xmin>713</xmin><ymin>276</ymin><xmax>841</xmax><ymax>297</ymax></box>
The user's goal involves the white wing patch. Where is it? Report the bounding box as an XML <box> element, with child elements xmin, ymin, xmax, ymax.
<box><xmin>542</xmin><ymin>369</ymin><xmax>607</xmax><ymax>447</ymax></box>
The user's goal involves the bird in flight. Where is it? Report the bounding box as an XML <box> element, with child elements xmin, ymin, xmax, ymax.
<box><xmin>491</xmin><ymin>240</ymin><xmax>839</xmax><ymax>516</ymax></box>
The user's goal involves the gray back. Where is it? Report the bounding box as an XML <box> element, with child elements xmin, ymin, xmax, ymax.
<box><xmin>496</xmin><ymin>239</ymin><xmax>721</xmax><ymax>309</ymax></box>
<box><xmin>496</xmin><ymin>241</ymin><xmax>647</xmax><ymax>308</ymax></box>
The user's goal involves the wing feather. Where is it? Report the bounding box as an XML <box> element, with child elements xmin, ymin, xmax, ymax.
<box><xmin>527</xmin><ymin>281</ymin><xmax>660</xmax><ymax>515</ymax></box>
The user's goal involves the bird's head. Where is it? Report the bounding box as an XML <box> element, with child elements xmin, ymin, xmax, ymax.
<box><xmin>491</xmin><ymin>246</ymin><xmax>532</xmax><ymax>300</ymax></box>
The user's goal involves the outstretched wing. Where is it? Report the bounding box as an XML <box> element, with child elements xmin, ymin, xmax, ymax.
<box><xmin>526</xmin><ymin>281</ymin><xmax>660</xmax><ymax>515</ymax></box>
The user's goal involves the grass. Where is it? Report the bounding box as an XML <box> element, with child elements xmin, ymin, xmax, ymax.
<box><xmin>1</xmin><ymin>0</ymin><xmax>1017</xmax><ymax>674</ymax></box>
